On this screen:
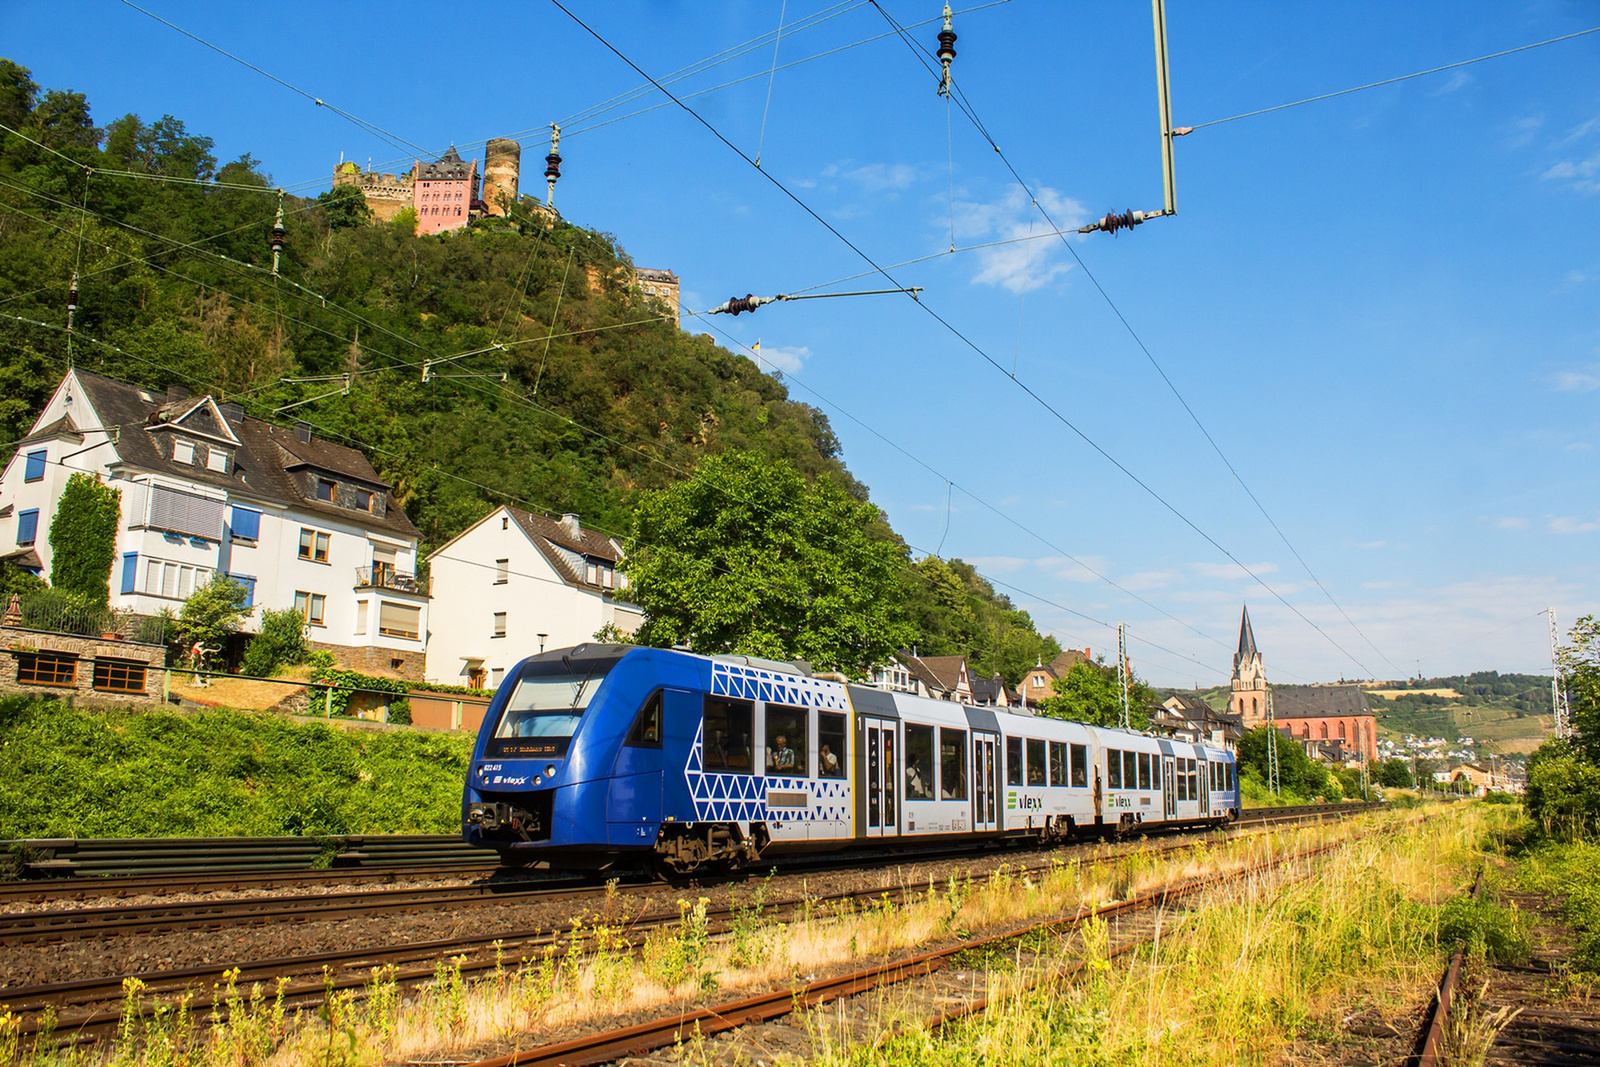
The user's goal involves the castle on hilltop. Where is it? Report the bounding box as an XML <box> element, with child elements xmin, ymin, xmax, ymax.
<box><xmin>333</xmin><ymin>137</ymin><xmax>524</xmax><ymax>234</ymax></box>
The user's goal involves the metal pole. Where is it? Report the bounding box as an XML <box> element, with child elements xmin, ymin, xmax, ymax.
<box><xmin>1151</xmin><ymin>0</ymin><xmax>1177</xmax><ymax>217</ymax></box>
<box><xmin>1117</xmin><ymin>622</ymin><xmax>1130</xmax><ymax>729</ymax></box>
<box><xmin>1548</xmin><ymin>608</ymin><xmax>1571</xmax><ymax>739</ymax></box>
<box><xmin>1265</xmin><ymin>686</ymin><xmax>1280</xmax><ymax>796</ymax></box>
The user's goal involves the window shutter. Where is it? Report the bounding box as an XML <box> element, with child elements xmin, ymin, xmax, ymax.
<box><xmin>23</xmin><ymin>450</ymin><xmax>46</xmax><ymax>481</ymax></box>
<box><xmin>148</xmin><ymin>485</ymin><xmax>224</xmax><ymax>540</ymax></box>
<box><xmin>121</xmin><ymin>553</ymin><xmax>138</xmax><ymax>594</ymax></box>
<box><xmin>378</xmin><ymin>601</ymin><xmax>421</xmax><ymax>639</ymax></box>
<box><xmin>17</xmin><ymin>509</ymin><xmax>38</xmax><ymax>544</ymax></box>
<box><xmin>230</xmin><ymin>506</ymin><xmax>261</xmax><ymax>541</ymax></box>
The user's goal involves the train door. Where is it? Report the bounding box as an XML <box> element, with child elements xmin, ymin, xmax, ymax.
<box><xmin>972</xmin><ymin>732</ymin><xmax>998</xmax><ymax>832</ymax></box>
<box><xmin>1162</xmin><ymin>757</ymin><xmax>1176</xmax><ymax>817</ymax></box>
<box><xmin>1198</xmin><ymin>760</ymin><xmax>1211</xmax><ymax>816</ymax></box>
<box><xmin>861</xmin><ymin>718</ymin><xmax>897</xmax><ymax>837</ymax></box>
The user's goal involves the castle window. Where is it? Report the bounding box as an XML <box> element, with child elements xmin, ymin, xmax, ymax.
<box><xmin>1320</xmin><ymin>723</ymin><xmax>1328</xmax><ymax>739</ymax></box>
<box><xmin>1338</xmin><ymin>721</ymin><xmax>1347</xmax><ymax>741</ymax></box>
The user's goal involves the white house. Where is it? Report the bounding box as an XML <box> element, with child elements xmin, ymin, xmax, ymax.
<box><xmin>0</xmin><ymin>370</ymin><xmax>429</xmax><ymax>677</ymax></box>
<box><xmin>424</xmin><ymin>506</ymin><xmax>643</xmax><ymax>689</ymax></box>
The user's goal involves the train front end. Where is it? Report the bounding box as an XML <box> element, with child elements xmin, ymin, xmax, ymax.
<box><xmin>462</xmin><ymin>643</ymin><xmax>646</xmax><ymax>864</ymax></box>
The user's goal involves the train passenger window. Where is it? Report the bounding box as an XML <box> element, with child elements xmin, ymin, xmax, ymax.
<box><xmin>1123</xmin><ymin>751</ymin><xmax>1138</xmax><ymax>790</ymax></box>
<box><xmin>1151</xmin><ymin>755</ymin><xmax>1161</xmax><ymax>789</ymax></box>
<box><xmin>940</xmin><ymin>728</ymin><xmax>968</xmax><ymax>800</ymax></box>
<box><xmin>1026</xmin><ymin>739</ymin><xmax>1046</xmax><ymax>785</ymax></box>
<box><xmin>1226</xmin><ymin>762</ymin><xmax>1235</xmax><ymax>791</ymax></box>
<box><xmin>1188</xmin><ymin>759</ymin><xmax>1199</xmax><ymax>800</ymax></box>
<box><xmin>1048</xmin><ymin>741</ymin><xmax>1067</xmax><ymax>787</ymax></box>
<box><xmin>818</xmin><ymin>712</ymin><xmax>847</xmax><ymax>778</ymax></box>
<box><xmin>764</xmin><ymin>704</ymin><xmax>807</xmax><ymax>776</ymax></box>
<box><xmin>1138</xmin><ymin>752</ymin><xmax>1151</xmax><ymax>789</ymax></box>
<box><xmin>1006</xmin><ymin>736</ymin><xmax>1023</xmax><ymax>786</ymax></box>
<box><xmin>1107</xmin><ymin>749</ymin><xmax>1122</xmax><ymax>789</ymax></box>
<box><xmin>906</xmin><ymin>724</ymin><xmax>936</xmax><ymax>800</ymax></box>
<box><xmin>1070</xmin><ymin>744</ymin><xmax>1087</xmax><ymax>787</ymax></box>
<box><xmin>625</xmin><ymin>691</ymin><xmax>663</xmax><ymax>747</ymax></box>
<box><xmin>702</xmin><ymin>696</ymin><xmax>754</xmax><ymax>773</ymax></box>
<box><xmin>1177</xmin><ymin>763</ymin><xmax>1188</xmax><ymax>801</ymax></box>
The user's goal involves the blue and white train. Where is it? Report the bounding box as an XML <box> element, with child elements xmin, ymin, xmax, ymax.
<box><xmin>463</xmin><ymin>645</ymin><xmax>1240</xmax><ymax>874</ymax></box>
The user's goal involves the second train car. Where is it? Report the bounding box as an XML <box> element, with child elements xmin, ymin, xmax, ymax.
<box><xmin>463</xmin><ymin>644</ymin><xmax>1240</xmax><ymax>874</ymax></box>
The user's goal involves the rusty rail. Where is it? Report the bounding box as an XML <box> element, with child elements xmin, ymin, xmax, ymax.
<box><xmin>1413</xmin><ymin>867</ymin><xmax>1485</xmax><ymax>1067</ymax></box>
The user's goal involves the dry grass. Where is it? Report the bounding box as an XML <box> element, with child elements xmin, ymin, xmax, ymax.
<box><xmin>0</xmin><ymin>808</ymin><xmax>1448</xmax><ymax>1067</ymax></box>
<box><xmin>168</xmin><ymin>666</ymin><xmax>310</xmax><ymax>712</ymax></box>
<box><xmin>1365</xmin><ymin>688</ymin><xmax>1463</xmax><ymax>700</ymax></box>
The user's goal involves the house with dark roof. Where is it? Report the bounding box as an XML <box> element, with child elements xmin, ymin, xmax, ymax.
<box><xmin>423</xmin><ymin>506</ymin><xmax>643</xmax><ymax>689</ymax></box>
<box><xmin>1018</xmin><ymin>647</ymin><xmax>1093</xmax><ymax>709</ymax></box>
<box><xmin>867</xmin><ymin>651</ymin><xmax>1017</xmax><ymax>708</ymax></box>
<box><xmin>1152</xmin><ymin>692</ymin><xmax>1244</xmax><ymax>747</ymax></box>
<box><xmin>0</xmin><ymin>370</ymin><xmax>428</xmax><ymax>677</ymax></box>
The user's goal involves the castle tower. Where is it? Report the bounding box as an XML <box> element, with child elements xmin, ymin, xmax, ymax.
<box><xmin>483</xmin><ymin>138</ymin><xmax>521</xmax><ymax>217</ymax></box>
<box><xmin>1230</xmin><ymin>605</ymin><xmax>1269</xmax><ymax>724</ymax></box>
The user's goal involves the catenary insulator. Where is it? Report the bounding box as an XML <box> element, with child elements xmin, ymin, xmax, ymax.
<box><xmin>67</xmin><ymin>271</ymin><xmax>79</xmax><ymax>313</ymax></box>
<box><xmin>936</xmin><ymin>3</ymin><xmax>956</xmax><ymax>97</ymax></box>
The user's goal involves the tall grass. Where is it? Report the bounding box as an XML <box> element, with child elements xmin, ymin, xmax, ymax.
<box><xmin>802</xmin><ymin>804</ymin><xmax>1507</xmax><ymax>1067</ymax></box>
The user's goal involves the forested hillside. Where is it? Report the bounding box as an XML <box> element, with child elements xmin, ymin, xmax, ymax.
<box><xmin>0</xmin><ymin>60</ymin><xmax>1059</xmax><ymax>681</ymax></box>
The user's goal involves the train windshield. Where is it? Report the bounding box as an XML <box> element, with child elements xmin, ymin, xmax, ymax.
<box><xmin>487</xmin><ymin>651</ymin><xmax>625</xmax><ymax>757</ymax></box>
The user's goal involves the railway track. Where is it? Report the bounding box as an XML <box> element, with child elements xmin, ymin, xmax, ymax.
<box><xmin>461</xmin><ymin>834</ymin><xmax>1357</xmax><ymax>1067</ymax></box>
<box><xmin>2</xmin><ymin>807</ymin><xmax>1376</xmax><ymax>1045</ymax></box>
<box><xmin>0</xmin><ymin>802</ymin><xmax>1371</xmax><ymax>944</ymax></box>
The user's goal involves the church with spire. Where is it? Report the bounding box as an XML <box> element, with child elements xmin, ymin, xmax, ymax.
<box><xmin>1226</xmin><ymin>605</ymin><xmax>1379</xmax><ymax>764</ymax></box>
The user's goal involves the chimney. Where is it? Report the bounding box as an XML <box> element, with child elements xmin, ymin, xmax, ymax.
<box><xmin>293</xmin><ymin>420</ymin><xmax>313</xmax><ymax>444</ymax></box>
<box><xmin>166</xmin><ymin>384</ymin><xmax>191</xmax><ymax>404</ymax></box>
<box><xmin>219</xmin><ymin>400</ymin><xmax>244</xmax><ymax>423</ymax></box>
<box><xmin>560</xmin><ymin>512</ymin><xmax>582</xmax><ymax>540</ymax></box>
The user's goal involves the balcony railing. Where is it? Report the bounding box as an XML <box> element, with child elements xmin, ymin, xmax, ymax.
<box><xmin>354</xmin><ymin>566</ymin><xmax>423</xmax><ymax>594</ymax></box>
<box><xmin>3</xmin><ymin>591</ymin><xmax>171</xmax><ymax>644</ymax></box>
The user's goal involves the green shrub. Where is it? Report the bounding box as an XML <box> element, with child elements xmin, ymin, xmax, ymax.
<box><xmin>239</xmin><ymin>607</ymin><xmax>310</xmax><ymax>677</ymax></box>
<box><xmin>310</xmin><ymin>666</ymin><xmax>409</xmax><ymax>717</ymax></box>
<box><xmin>387</xmin><ymin>697</ymin><xmax>412</xmax><ymax>725</ymax></box>
<box><xmin>1515</xmin><ymin>840</ymin><xmax>1600</xmax><ymax>972</ymax></box>
<box><xmin>306</xmin><ymin>649</ymin><xmax>337</xmax><ymax>669</ymax></box>
<box><xmin>47</xmin><ymin>473</ymin><xmax>120</xmax><ymax>607</ymax></box>
<box><xmin>1438</xmin><ymin>893</ymin><xmax>1528</xmax><ymax>965</ymax></box>
<box><xmin>0</xmin><ymin>696</ymin><xmax>472</xmax><ymax>837</ymax></box>
<box><xmin>1523</xmin><ymin>741</ymin><xmax>1600</xmax><ymax>839</ymax></box>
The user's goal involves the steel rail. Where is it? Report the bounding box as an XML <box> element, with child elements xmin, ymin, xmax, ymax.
<box><xmin>0</xmin><ymin>862</ymin><xmax>505</xmax><ymax>905</ymax></box>
<box><xmin>2</xmin><ymin>808</ymin><xmax>1374</xmax><ymax>1043</ymax></box>
<box><xmin>1413</xmin><ymin>868</ymin><xmax>1485</xmax><ymax>1067</ymax></box>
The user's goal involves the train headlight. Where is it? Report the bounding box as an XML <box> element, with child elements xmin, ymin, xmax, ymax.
<box><xmin>533</xmin><ymin>775</ymin><xmax>542</xmax><ymax>785</ymax></box>
<box><xmin>545</xmin><ymin>764</ymin><xmax>558</xmax><ymax>778</ymax></box>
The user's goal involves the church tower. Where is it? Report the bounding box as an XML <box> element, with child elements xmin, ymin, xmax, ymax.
<box><xmin>1230</xmin><ymin>605</ymin><xmax>1269</xmax><ymax>724</ymax></box>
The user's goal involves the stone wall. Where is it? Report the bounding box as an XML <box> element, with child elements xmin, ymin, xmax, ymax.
<box><xmin>310</xmin><ymin>640</ymin><xmax>426</xmax><ymax>682</ymax></box>
<box><xmin>0</xmin><ymin>626</ymin><xmax>166</xmax><ymax>703</ymax></box>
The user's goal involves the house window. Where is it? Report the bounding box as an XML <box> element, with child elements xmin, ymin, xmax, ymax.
<box><xmin>17</xmin><ymin>652</ymin><xmax>76</xmax><ymax>687</ymax></box>
<box><xmin>354</xmin><ymin>600</ymin><xmax>368</xmax><ymax>636</ymax></box>
<box><xmin>353</xmin><ymin>488</ymin><xmax>373</xmax><ymax>512</ymax></box>
<box><xmin>378</xmin><ymin>601</ymin><xmax>420</xmax><ymax>639</ymax></box>
<box><xmin>205</xmin><ymin>448</ymin><xmax>229</xmax><ymax>473</ymax></box>
<box><xmin>495</xmin><ymin>559</ymin><xmax>509</xmax><ymax>584</ymax></box>
<box><xmin>93</xmin><ymin>659</ymin><xmax>147</xmax><ymax>694</ymax></box>
<box><xmin>230</xmin><ymin>506</ymin><xmax>261</xmax><ymax>542</ymax></box>
<box><xmin>227</xmin><ymin>574</ymin><xmax>256</xmax><ymax>608</ymax></box>
<box><xmin>17</xmin><ymin>509</ymin><xmax>39</xmax><ymax>545</ymax></box>
<box><xmin>316</xmin><ymin>478</ymin><xmax>337</xmax><ymax>502</ymax></box>
<box><xmin>294</xmin><ymin>591</ymin><xmax>326</xmax><ymax>625</ymax></box>
<box><xmin>298</xmin><ymin>528</ymin><xmax>330</xmax><ymax>563</ymax></box>
<box><xmin>490</xmin><ymin>666</ymin><xmax>505</xmax><ymax>688</ymax></box>
<box><xmin>599</xmin><ymin>564</ymin><xmax>614</xmax><ymax>589</ymax></box>
<box><xmin>121</xmin><ymin>552</ymin><xmax>138</xmax><ymax>594</ymax></box>
<box><xmin>173</xmin><ymin>438</ymin><xmax>195</xmax><ymax>464</ymax></box>
<box><xmin>502</xmin><ymin>516</ymin><xmax>509</xmax><ymax>530</ymax></box>
<box><xmin>492</xmin><ymin>612</ymin><xmax>507</xmax><ymax>637</ymax></box>
<box><xmin>585</xmin><ymin>560</ymin><xmax>599</xmax><ymax>584</ymax></box>
<box><xmin>23</xmin><ymin>450</ymin><xmax>45</xmax><ymax>482</ymax></box>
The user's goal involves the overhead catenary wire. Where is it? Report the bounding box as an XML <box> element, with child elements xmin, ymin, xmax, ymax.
<box><xmin>1188</xmin><ymin>25</ymin><xmax>1600</xmax><ymax>131</ymax></box>
<box><xmin>870</xmin><ymin>0</ymin><xmax>1396</xmax><ymax>677</ymax></box>
<box><xmin>550</xmin><ymin>0</ymin><xmax>1371</xmax><ymax>678</ymax></box>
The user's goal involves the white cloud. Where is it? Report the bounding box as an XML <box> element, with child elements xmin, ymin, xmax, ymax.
<box><xmin>1550</xmin><ymin>366</ymin><xmax>1600</xmax><ymax>392</ymax></box>
<box><xmin>1433</xmin><ymin>70</ymin><xmax>1472</xmax><ymax>95</ymax></box>
<box><xmin>967</xmin><ymin>555</ymin><xmax>1028</xmax><ymax>573</ymax></box>
<box><xmin>1540</xmin><ymin>135</ymin><xmax>1600</xmax><ymax>195</ymax></box>
<box><xmin>1344</xmin><ymin>540</ymin><xmax>1386</xmax><ymax>550</ymax></box>
<box><xmin>1567</xmin><ymin>442</ymin><xmax>1593</xmax><ymax>453</ymax></box>
<box><xmin>1362</xmin><ymin>580</ymin><xmax>1410</xmax><ymax>590</ymax></box>
<box><xmin>1495</xmin><ymin>517</ymin><xmax>1530</xmax><ymax>531</ymax></box>
<box><xmin>1505</xmin><ymin>114</ymin><xmax>1544</xmax><ymax>148</ymax></box>
<box><xmin>1035</xmin><ymin>555</ymin><xmax>1108</xmax><ymax>583</ymax></box>
<box><xmin>842</xmin><ymin>162</ymin><xmax>923</xmax><ymax>193</ymax></box>
<box><xmin>950</xmin><ymin>186</ymin><xmax>1087</xmax><ymax>294</ymax></box>
<box><xmin>1560</xmin><ymin>116</ymin><xmax>1600</xmax><ymax>146</ymax></box>
<box><xmin>1122</xmin><ymin>569</ymin><xmax>1181</xmax><ymax>591</ymax></box>
<box><xmin>1189</xmin><ymin>561</ymin><xmax>1279</xmax><ymax>581</ymax></box>
<box><xmin>754</xmin><ymin>344</ymin><xmax>808</xmax><ymax>374</ymax></box>
<box><xmin>1549</xmin><ymin>514</ymin><xmax>1600</xmax><ymax>534</ymax></box>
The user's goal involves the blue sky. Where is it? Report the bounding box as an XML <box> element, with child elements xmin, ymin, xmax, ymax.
<box><xmin>6</xmin><ymin>1</ymin><xmax>1599</xmax><ymax>686</ymax></box>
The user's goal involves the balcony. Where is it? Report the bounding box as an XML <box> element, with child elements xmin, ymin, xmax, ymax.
<box><xmin>354</xmin><ymin>565</ymin><xmax>424</xmax><ymax>595</ymax></box>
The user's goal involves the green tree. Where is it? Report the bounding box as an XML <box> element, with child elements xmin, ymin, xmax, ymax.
<box><xmin>623</xmin><ymin>451</ymin><xmax>913</xmax><ymax>675</ymax></box>
<box><xmin>1559</xmin><ymin>615</ymin><xmax>1600</xmax><ymax>762</ymax></box>
<box><xmin>1524</xmin><ymin>739</ymin><xmax>1600</xmax><ymax>838</ymax></box>
<box><xmin>1038</xmin><ymin>660</ymin><xmax>1153</xmax><ymax>729</ymax></box>
<box><xmin>317</xmin><ymin>183</ymin><xmax>370</xmax><ymax>229</ymax></box>
<box><xmin>1236</xmin><ymin>725</ymin><xmax>1334</xmax><ymax>800</ymax></box>
<box><xmin>239</xmin><ymin>606</ymin><xmax>310</xmax><ymax>677</ymax></box>
<box><xmin>1376</xmin><ymin>757</ymin><xmax>1414</xmax><ymax>788</ymax></box>
<box><xmin>47</xmin><ymin>473</ymin><xmax>121</xmax><ymax>607</ymax></box>
<box><xmin>177</xmin><ymin>574</ymin><xmax>251</xmax><ymax>662</ymax></box>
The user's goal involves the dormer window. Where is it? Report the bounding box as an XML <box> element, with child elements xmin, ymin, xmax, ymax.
<box><xmin>173</xmin><ymin>438</ymin><xmax>195</xmax><ymax>464</ymax></box>
<box><xmin>585</xmin><ymin>560</ymin><xmax>599</xmax><ymax>585</ymax></box>
<box><xmin>316</xmin><ymin>478</ymin><xmax>337</xmax><ymax>502</ymax></box>
<box><xmin>206</xmin><ymin>448</ymin><xmax>229</xmax><ymax>473</ymax></box>
<box><xmin>353</xmin><ymin>488</ymin><xmax>373</xmax><ymax>512</ymax></box>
